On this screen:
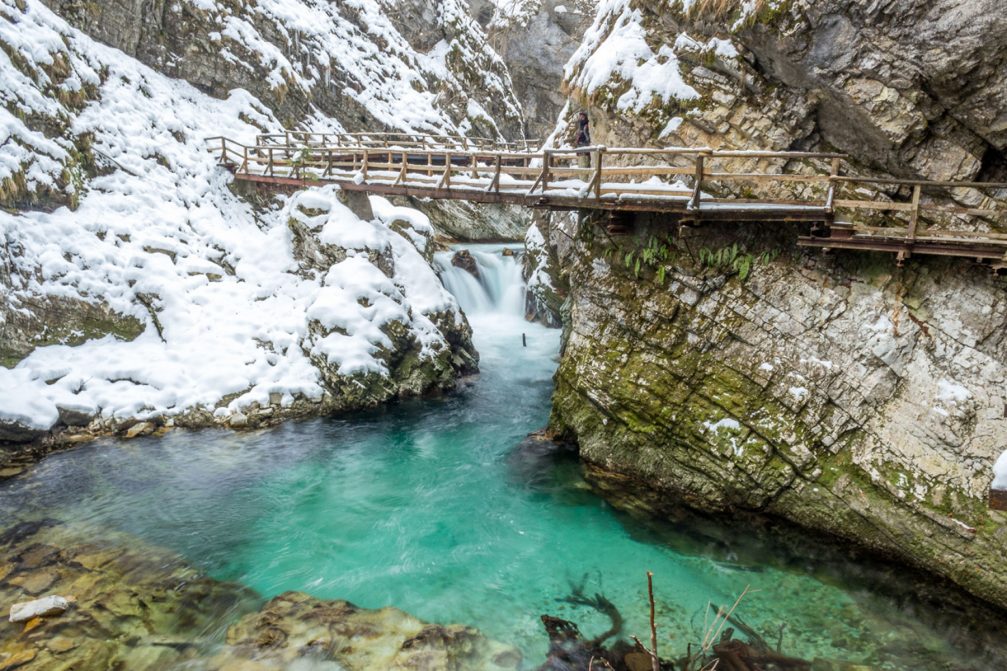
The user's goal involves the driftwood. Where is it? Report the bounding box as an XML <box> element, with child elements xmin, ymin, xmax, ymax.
<box><xmin>538</xmin><ymin>615</ymin><xmax>623</xmax><ymax>671</ymax></box>
<box><xmin>536</xmin><ymin>575</ymin><xmax>823</xmax><ymax>671</ymax></box>
<box><xmin>713</xmin><ymin>638</ymin><xmax>811</xmax><ymax>671</ymax></box>
<box><xmin>559</xmin><ymin>581</ymin><xmax>624</xmax><ymax>647</ymax></box>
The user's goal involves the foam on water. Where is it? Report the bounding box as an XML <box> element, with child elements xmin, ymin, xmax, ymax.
<box><xmin>0</xmin><ymin>246</ymin><xmax>1002</xmax><ymax>669</ymax></box>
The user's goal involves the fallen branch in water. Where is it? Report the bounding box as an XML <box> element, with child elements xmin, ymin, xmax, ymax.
<box><xmin>559</xmin><ymin>576</ymin><xmax>624</xmax><ymax>647</ymax></box>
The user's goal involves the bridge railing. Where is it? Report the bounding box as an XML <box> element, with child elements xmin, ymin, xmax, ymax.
<box><xmin>254</xmin><ymin>131</ymin><xmax>541</xmax><ymax>152</ymax></box>
<box><xmin>829</xmin><ymin>175</ymin><xmax>1007</xmax><ymax>240</ymax></box>
<box><xmin>207</xmin><ymin>136</ymin><xmax>1007</xmax><ymax>256</ymax></box>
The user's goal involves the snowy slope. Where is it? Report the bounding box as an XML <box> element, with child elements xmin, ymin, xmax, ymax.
<box><xmin>42</xmin><ymin>0</ymin><xmax>527</xmax><ymax>140</ymax></box>
<box><xmin>0</xmin><ymin>0</ymin><xmax>473</xmax><ymax>438</ymax></box>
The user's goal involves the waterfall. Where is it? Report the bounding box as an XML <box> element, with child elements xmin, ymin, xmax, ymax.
<box><xmin>435</xmin><ymin>243</ymin><xmax>558</xmax><ymax>373</ymax></box>
<box><xmin>435</xmin><ymin>245</ymin><xmax>525</xmax><ymax>317</ymax></box>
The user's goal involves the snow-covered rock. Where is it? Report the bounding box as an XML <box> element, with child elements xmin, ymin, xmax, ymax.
<box><xmin>41</xmin><ymin>0</ymin><xmax>527</xmax><ymax>139</ymax></box>
<box><xmin>0</xmin><ymin>0</ymin><xmax>476</xmax><ymax>445</ymax></box>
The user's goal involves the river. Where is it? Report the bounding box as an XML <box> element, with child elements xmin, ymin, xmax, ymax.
<box><xmin>0</xmin><ymin>245</ymin><xmax>1003</xmax><ymax>669</ymax></box>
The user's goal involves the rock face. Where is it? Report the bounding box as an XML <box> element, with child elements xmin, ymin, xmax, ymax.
<box><xmin>474</xmin><ymin>0</ymin><xmax>598</xmax><ymax>139</ymax></box>
<box><xmin>559</xmin><ymin>0</ymin><xmax>1007</xmax><ymax>185</ymax></box>
<box><xmin>548</xmin><ymin>216</ymin><xmax>1007</xmax><ymax>609</ymax></box>
<box><xmin>542</xmin><ymin>0</ymin><xmax>1007</xmax><ymax>611</ymax></box>
<box><xmin>284</xmin><ymin>186</ymin><xmax>480</xmax><ymax>410</ymax></box>
<box><xmin>396</xmin><ymin>197</ymin><xmax>532</xmax><ymax>242</ymax></box>
<box><xmin>40</xmin><ymin>0</ymin><xmax>527</xmax><ymax>138</ymax></box>
<box><xmin>521</xmin><ymin>211</ymin><xmax>569</xmax><ymax>327</ymax></box>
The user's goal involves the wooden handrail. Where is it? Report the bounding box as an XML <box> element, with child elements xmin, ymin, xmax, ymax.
<box><xmin>211</xmin><ymin>134</ymin><xmax>1007</xmax><ymax>262</ymax></box>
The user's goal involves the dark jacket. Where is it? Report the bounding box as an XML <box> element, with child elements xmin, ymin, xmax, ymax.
<box><xmin>575</xmin><ymin>117</ymin><xmax>591</xmax><ymax>147</ymax></box>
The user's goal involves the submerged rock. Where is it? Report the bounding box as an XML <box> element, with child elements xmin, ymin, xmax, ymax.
<box><xmin>0</xmin><ymin>521</ymin><xmax>520</xmax><ymax>671</ymax></box>
<box><xmin>9</xmin><ymin>595</ymin><xmax>70</xmax><ymax>623</ymax></box>
<box><xmin>225</xmin><ymin>591</ymin><xmax>521</xmax><ymax>670</ymax></box>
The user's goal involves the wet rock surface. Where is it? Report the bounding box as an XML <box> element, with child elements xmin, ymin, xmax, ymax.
<box><xmin>451</xmin><ymin>249</ymin><xmax>481</xmax><ymax>279</ymax></box>
<box><xmin>223</xmin><ymin>591</ymin><xmax>521</xmax><ymax>671</ymax></box>
<box><xmin>0</xmin><ymin>520</ymin><xmax>521</xmax><ymax>670</ymax></box>
<box><xmin>0</xmin><ymin>519</ymin><xmax>260</xmax><ymax>670</ymax></box>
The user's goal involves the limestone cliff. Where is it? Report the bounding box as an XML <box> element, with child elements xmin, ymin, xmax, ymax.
<box><xmin>474</xmin><ymin>0</ymin><xmax>598</xmax><ymax>139</ymax></box>
<box><xmin>546</xmin><ymin>0</ymin><xmax>1007</xmax><ymax>609</ymax></box>
<box><xmin>558</xmin><ymin>0</ymin><xmax>1007</xmax><ymax>184</ymax></box>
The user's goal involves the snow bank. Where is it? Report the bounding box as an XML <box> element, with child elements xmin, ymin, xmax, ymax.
<box><xmin>0</xmin><ymin>1</ymin><xmax>468</xmax><ymax>433</ymax></box>
<box><xmin>994</xmin><ymin>450</ymin><xmax>1007</xmax><ymax>491</ymax></box>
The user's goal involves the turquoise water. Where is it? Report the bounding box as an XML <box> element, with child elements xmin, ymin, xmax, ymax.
<box><xmin>1</xmin><ymin>247</ymin><xmax>1004</xmax><ymax>669</ymax></box>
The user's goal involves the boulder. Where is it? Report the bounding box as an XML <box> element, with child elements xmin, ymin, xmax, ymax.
<box><xmin>0</xmin><ymin>420</ymin><xmax>46</xmax><ymax>445</ymax></box>
<box><xmin>451</xmin><ymin>249</ymin><xmax>481</xmax><ymax>279</ymax></box>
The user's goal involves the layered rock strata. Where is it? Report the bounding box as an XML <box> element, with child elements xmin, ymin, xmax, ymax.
<box><xmin>548</xmin><ymin>216</ymin><xmax>1007</xmax><ymax>609</ymax></box>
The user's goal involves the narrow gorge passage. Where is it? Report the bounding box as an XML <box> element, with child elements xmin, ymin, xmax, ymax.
<box><xmin>0</xmin><ymin>247</ymin><xmax>1002</xmax><ymax>669</ymax></box>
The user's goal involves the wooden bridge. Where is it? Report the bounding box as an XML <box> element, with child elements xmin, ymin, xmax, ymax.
<box><xmin>209</xmin><ymin>131</ymin><xmax>1007</xmax><ymax>270</ymax></box>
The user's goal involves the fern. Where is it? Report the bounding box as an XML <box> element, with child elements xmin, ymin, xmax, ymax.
<box><xmin>698</xmin><ymin>243</ymin><xmax>778</xmax><ymax>283</ymax></box>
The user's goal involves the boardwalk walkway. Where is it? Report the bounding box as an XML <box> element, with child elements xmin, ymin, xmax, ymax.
<box><xmin>210</xmin><ymin>131</ymin><xmax>1007</xmax><ymax>270</ymax></box>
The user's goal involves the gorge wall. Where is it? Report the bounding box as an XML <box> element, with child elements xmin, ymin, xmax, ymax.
<box><xmin>545</xmin><ymin>0</ymin><xmax>1007</xmax><ymax>610</ymax></box>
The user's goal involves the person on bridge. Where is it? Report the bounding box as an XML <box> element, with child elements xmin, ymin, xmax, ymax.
<box><xmin>575</xmin><ymin>111</ymin><xmax>591</xmax><ymax>169</ymax></box>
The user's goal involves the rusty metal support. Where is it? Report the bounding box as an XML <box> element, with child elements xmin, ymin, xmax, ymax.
<box><xmin>991</xmin><ymin>489</ymin><xmax>1007</xmax><ymax>511</ymax></box>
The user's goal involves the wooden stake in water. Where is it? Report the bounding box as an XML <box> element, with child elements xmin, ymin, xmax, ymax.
<box><xmin>522</xmin><ymin>333</ymin><xmax>527</xmax><ymax>347</ymax></box>
<box><xmin>648</xmin><ymin>571</ymin><xmax>659</xmax><ymax>671</ymax></box>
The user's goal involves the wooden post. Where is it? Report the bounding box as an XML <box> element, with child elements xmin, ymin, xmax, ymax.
<box><xmin>542</xmin><ymin>150</ymin><xmax>553</xmax><ymax>193</ymax></box>
<box><xmin>395</xmin><ymin>149</ymin><xmax>408</xmax><ymax>185</ymax></box>
<box><xmin>908</xmin><ymin>184</ymin><xmax>922</xmax><ymax>242</ymax></box>
<box><xmin>361</xmin><ymin>149</ymin><xmax>370</xmax><ymax>181</ymax></box>
<box><xmin>241</xmin><ymin>145</ymin><xmax>248</xmax><ymax>174</ymax></box>
<box><xmin>438</xmin><ymin>153</ymin><xmax>451</xmax><ymax>189</ymax></box>
<box><xmin>689</xmin><ymin>154</ymin><xmax>705</xmax><ymax>210</ymax></box>
<box><xmin>267</xmin><ymin>147</ymin><xmax>275</xmax><ymax>177</ymax></box>
<box><xmin>323</xmin><ymin>148</ymin><xmax>333</xmax><ymax>177</ymax></box>
<box><xmin>825</xmin><ymin>157</ymin><xmax>841</xmax><ymax>212</ymax></box>
<box><xmin>470</xmin><ymin>152</ymin><xmax>479</xmax><ymax>179</ymax></box>
<box><xmin>591</xmin><ymin>147</ymin><xmax>605</xmax><ymax>200</ymax></box>
<box><xmin>427</xmin><ymin>151</ymin><xmax>433</xmax><ymax>178</ymax></box>
<box><xmin>486</xmin><ymin>154</ymin><xmax>502</xmax><ymax>193</ymax></box>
